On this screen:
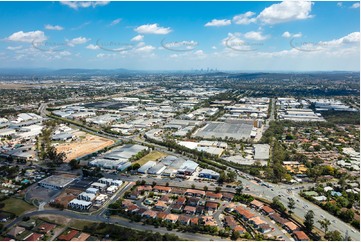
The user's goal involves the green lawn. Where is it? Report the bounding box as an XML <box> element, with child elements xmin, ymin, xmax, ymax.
<box><xmin>69</xmin><ymin>219</ymin><xmax>96</xmax><ymax>230</ymax></box>
<box><xmin>1</xmin><ymin>198</ymin><xmax>35</xmax><ymax>216</ymax></box>
<box><xmin>134</xmin><ymin>151</ymin><xmax>167</xmax><ymax>166</ymax></box>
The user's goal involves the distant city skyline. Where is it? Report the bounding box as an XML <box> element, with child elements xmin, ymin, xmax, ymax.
<box><xmin>0</xmin><ymin>1</ymin><xmax>360</xmax><ymax>71</ymax></box>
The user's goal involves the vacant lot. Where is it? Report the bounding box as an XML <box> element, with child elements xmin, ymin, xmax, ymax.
<box><xmin>55</xmin><ymin>131</ymin><xmax>114</xmax><ymax>162</ymax></box>
<box><xmin>1</xmin><ymin>198</ymin><xmax>35</xmax><ymax>216</ymax></box>
<box><xmin>135</xmin><ymin>151</ymin><xmax>167</xmax><ymax>166</ymax></box>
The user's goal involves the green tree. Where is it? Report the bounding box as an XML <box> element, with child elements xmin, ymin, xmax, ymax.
<box><xmin>215</xmin><ymin>187</ymin><xmax>222</xmax><ymax>193</ymax></box>
<box><xmin>69</xmin><ymin>159</ymin><xmax>79</xmax><ymax>170</ymax></box>
<box><xmin>231</xmin><ymin>231</ymin><xmax>240</xmax><ymax>240</ymax></box>
<box><xmin>304</xmin><ymin>210</ymin><xmax>315</xmax><ymax>232</ymax></box>
<box><xmin>203</xmin><ymin>186</ymin><xmax>208</xmax><ymax>191</ymax></box>
<box><xmin>288</xmin><ymin>198</ymin><xmax>296</xmax><ymax>216</ymax></box>
<box><xmin>318</xmin><ymin>218</ymin><xmax>331</xmax><ymax>234</ymax></box>
<box><xmin>324</xmin><ymin>230</ymin><xmax>343</xmax><ymax>241</ymax></box>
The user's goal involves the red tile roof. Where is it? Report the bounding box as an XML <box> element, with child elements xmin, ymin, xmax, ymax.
<box><xmin>205</xmin><ymin>191</ymin><xmax>223</xmax><ymax>199</ymax></box>
<box><xmin>293</xmin><ymin>231</ymin><xmax>310</xmax><ymax>241</ymax></box>
<box><xmin>153</xmin><ymin>185</ymin><xmax>172</xmax><ymax>192</ymax></box>
<box><xmin>58</xmin><ymin>230</ymin><xmax>79</xmax><ymax>241</ymax></box>
<box><xmin>25</xmin><ymin>233</ymin><xmax>43</xmax><ymax>241</ymax></box>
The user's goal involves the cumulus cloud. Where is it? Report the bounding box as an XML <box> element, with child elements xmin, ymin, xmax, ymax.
<box><xmin>205</xmin><ymin>19</ymin><xmax>231</xmax><ymax>27</ymax></box>
<box><xmin>134</xmin><ymin>45</ymin><xmax>156</xmax><ymax>53</ymax></box>
<box><xmin>67</xmin><ymin>37</ymin><xmax>90</xmax><ymax>47</ymax></box>
<box><xmin>60</xmin><ymin>1</ymin><xmax>109</xmax><ymax>10</ymax></box>
<box><xmin>86</xmin><ymin>44</ymin><xmax>99</xmax><ymax>50</ymax></box>
<box><xmin>131</xmin><ymin>35</ymin><xmax>144</xmax><ymax>42</ymax></box>
<box><xmin>337</xmin><ymin>2</ymin><xmax>343</xmax><ymax>7</ymax></box>
<box><xmin>7</xmin><ymin>46</ymin><xmax>23</xmax><ymax>50</ymax></box>
<box><xmin>134</xmin><ymin>24</ymin><xmax>172</xmax><ymax>34</ymax></box>
<box><xmin>6</xmin><ymin>30</ymin><xmax>47</xmax><ymax>43</ymax></box>
<box><xmin>244</xmin><ymin>31</ymin><xmax>268</xmax><ymax>41</ymax></box>
<box><xmin>109</xmin><ymin>18</ymin><xmax>121</xmax><ymax>26</ymax></box>
<box><xmin>257</xmin><ymin>1</ymin><xmax>313</xmax><ymax>24</ymax></box>
<box><xmin>282</xmin><ymin>31</ymin><xmax>302</xmax><ymax>38</ymax></box>
<box><xmin>45</xmin><ymin>24</ymin><xmax>64</xmax><ymax>31</ymax></box>
<box><xmin>351</xmin><ymin>3</ymin><xmax>360</xmax><ymax>8</ymax></box>
<box><xmin>233</xmin><ymin>11</ymin><xmax>257</xmax><ymax>25</ymax></box>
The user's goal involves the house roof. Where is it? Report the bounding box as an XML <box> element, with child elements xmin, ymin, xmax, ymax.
<box><xmin>7</xmin><ymin>226</ymin><xmax>25</xmax><ymax>237</ymax></box>
<box><xmin>235</xmin><ymin>206</ymin><xmax>255</xmax><ymax>219</ymax></box>
<box><xmin>156</xmin><ymin>212</ymin><xmax>168</xmax><ymax>219</ymax></box>
<box><xmin>153</xmin><ymin>185</ymin><xmax>172</xmax><ymax>192</ymax></box>
<box><xmin>176</xmin><ymin>196</ymin><xmax>186</xmax><ymax>203</ymax></box>
<box><xmin>222</xmin><ymin>192</ymin><xmax>234</xmax><ymax>199</ymax></box>
<box><xmin>250</xmin><ymin>200</ymin><xmax>264</xmax><ymax>208</ymax></box>
<box><xmin>160</xmin><ymin>195</ymin><xmax>170</xmax><ymax>201</ymax></box>
<box><xmin>269</xmin><ymin>213</ymin><xmax>288</xmax><ymax>224</ymax></box>
<box><xmin>234</xmin><ymin>225</ymin><xmax>245</xmax><ymax>232</ymax></box>
<box><xmin>190</xmin><ymin>217</ymin><xmax>199</xmax><ymax>225</ymax></box>
<box><xmin>206</xmin><ymin>191</ymin><xmax>223</xmax><ymax>199</ymax></box>
<box><xmin>178</xmin><ymin>215</ymin><xmax>191</xmax><ymax>223</ymax></box>
<box><xmin>170</xmin><ymin>188</ymin><xmax>186</xmax><ymax>194</ymax></box>
<box><xmin>249</xmin><ymin>216</ymin><xmax>266</xmax><ymax>225</ymax></box>
<box><xmin>225</xmin><ymin>216</ymin><xmax>238</xmax><ymax>228</ymax></box>
<box><xmin>184</xmin><ymin>206</ymin><xmax>196</xmax><ymax>212</ymax></box>
<box><xmin>165</xmin><ymin>214</ymin><xmax>179</xmax><ymax>221</ymax></box>
<box><xmin>261</xmin><ymin>205</ymin><xmax>275</xmax><ymax>214</ymax></box>
<box><xmin>205</xmin><ymin>201</ymin><xmax>219</xmax><ymax>209</ymax></box>
<box><xmin>155</xmin><ymin>200</ymin><xmax>167</xmax><ymax>207</ymax></box>
<box><xmin>185</xmin><ymin>189</ymin><xmax>205</xmax><ymax>195</ymax></box>
<box><xmin>284</xmin><ymin>221</ymin><xmax>299</xmax><ymax>231</ymax></box>
<box><xmin>293</xmin><ymin>231</ymin><xmax>309</xmax><ymax>240</ymax></box>
<box><xmin>25</xmin><ymin>233</ymin><xmax>43</xmax><ymax>241</ymax></box>
<box><xmin>71</xmin><ymin>232</ymin><xmax>91</xmax><ymax>241</ymax></box>
<box><xmin>58</xmin><ymin>230</ymin><xmax>79</xmax><ymax>241</ymax></box>
<box><xmin>36</xmin><ymin>223</ymin><xmax>56</xmax><ymax>233</ymax></box>
<box><xmin>143</xmin><ymin>210</ymin><xmax>157</xmax><ymax>217</ymax></box>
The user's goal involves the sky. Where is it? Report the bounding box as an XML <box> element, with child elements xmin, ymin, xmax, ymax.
<box><xmin>0</xmin><ymin>1</ymin><xmax>360</xmax><ymax>71</ymax></box>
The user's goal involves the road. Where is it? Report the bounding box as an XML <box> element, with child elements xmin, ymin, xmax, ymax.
<box><xmin>5</xmin><ymin>209</ymin><xmax>228</xmax><ymax>241</ymax></box>
<box><xmin>38</xmin><ymin>96</ymin><xmax>360</xmax><ymax>241</ymax></box>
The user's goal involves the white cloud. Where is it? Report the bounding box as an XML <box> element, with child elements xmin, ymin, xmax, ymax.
<box><xmin>96</xmin><ymin>53</ymin><xmax>116</xmax><ymax>58</ymax></box>
<box><xmin>134</xmin><ymin>24</ymin><xmax>172</xmax><ymax>35</ymax></box>
<box><xmin>244</xmin><ymin>31</ymin><xmax>268</xmax><ymax>41</ymax></box>
<box><xmin>135</xmin><ymin>45</ymin><xmax>156</xmax><ymax>53</ymax></box>
<box><xmin>45</xmin><ymin>24</ymin><xmax>64</xmax><ymax>31</ymax></box>
<box><xmin>86</xmin><ymin>44</ymin><xmax>99</xmax><ymax>50</ymax></box>
<box><xmin>282</xmin><ymin>31</ymin><xmax>302</xmax><ymax>38</ymax></box>
<box><xmin>131</xmin><ymin>35</ymin><xmax>144</xmax><ymax>42</ymax></box>
<box><xmin>212</xmin><ymin>46</ymin><xmax>217</xmax><ymax>50</ymax></box>
<box><xmin>67</xmin><ymin>37</ymin><xmax>90</xmax><ymax>47</ymax></box>
<box><xmin>337</xmin><ymin>2</ymin><xmax>343</xmax><ymax>7</ymax></box>
<box><xmin>60</xmin><ymin>1</ymin><xmax>109</xmax><ymax>10</ymax></box>
<box><xmin>233</xmin><ymin>11</ymin><xmax>257</xmax><ymax>25</ymax></box>
<box><xmin>110</xmin><ymin>18</ymin><xmax>121</xmax><ymax>26</ymax></box>
<box><xmin>205</xmin><ymin>19</ymin><xmax>231</xmax><ymax>27</ymax></box>
<box><xmin>6</xmin><ymin>30</ymin><xmax>47</xmax><ymax>43</ymax></box>
<box><xmin>320</xmin><ymin>32</ymin><xmax>360</xmax><ymax>47</ymax></box>
<box><xmin>351</xmin><ymin>3</ymin><xmax>360</xmax><ymax>8</ymax></box>
<box><xmin>7</xmin><ymin>46</ymin><xmax>23</xmax><ymax>50</ymax></box>
<box><xmin>257</xmin><ymin>1</ymin><xmax>313</xmax><ymax>24</ymax></box>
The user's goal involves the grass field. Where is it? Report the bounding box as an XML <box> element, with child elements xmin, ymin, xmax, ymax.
<box><xmin>1</xmin><ymin>198</ymin><xmax>35</xmax><ymax>216</ymax></box>
<box><xmin>69</xmin><ymin>219</ymin><xmax>96</xmax><ymax>230</ymax></box>
<box><xmin>134</xmin><ymin>151</ymin><xmax>167</xmax><ymax>166</ymax></box>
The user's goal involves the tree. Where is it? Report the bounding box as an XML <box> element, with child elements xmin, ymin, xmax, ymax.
<box><xmin>271</xmin><ymin>196</ymin><xmax>286</xmax><ymax>213</ymax></box>
<box><xmin>288</xmin><ymin>198</ymin><xmax>296</xmax><ymax>216</ymax></box>
<box><xmin>45</xmin><ymin>146</ymin><xmax>66</xmax><ymax>166</ymax></box>
<box><xmin>231</xmin><ymin>231</ymin><xmax>240</xmax><ymax>240</ymax></box>
<box><xmin>304</xmin><ymin>210</ymin><xmax>315</xmax><ymax>232</ymax></box>
<box><xmin>339</xmin><ymin>209</ymin><xmax>354</xmax><ymax>223</ymax></box>
<box><xmin>215</xmin><ymin>187</ymin><xmax>222</xmax><ymax>193</ymax></box>
<box><xmin>191</xmin><ymin>184</ymin><xmax>195</xmax><ymax>189</ymax></box>
<box><xmin>203</xmin><ymin>186</ymin><xmax>208</xmax><ymax>191</ymax></box>
<box><xmin>69</xmin><ymin>159</ymin><xmax>79</xmax><ymax>170</ymax></box>
<box><xmin>165</xmin><ymin>182</ymin><xmax>169</xmax><ymax>187</ymax></box>
<box><xmin>324</xmin><ymin>230</ymin><xmax>343</xmax><ymax>241</ymax></box>
<box><xmin>318</xmin><ymin>218</ymin><xmax>331</xmax><ymax>234</ymax></box>
<box><xmin>152</xmin><ymin>181</ymin><xmax>157</xmax><ymax>187</ymax></box>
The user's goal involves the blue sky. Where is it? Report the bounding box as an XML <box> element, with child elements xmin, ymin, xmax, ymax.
<box><xmin>0</xmin><ymin>1</ymin><xmax>360</xmax><ymax>71</ymax></box>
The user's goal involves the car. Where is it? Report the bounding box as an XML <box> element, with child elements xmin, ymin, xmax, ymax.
<box><xmin>321</xmin><ymin>215</ymin><xmax>325</xmax><ymax>218</ymax></box>
<box><xmin>351</xmin><ymin>229</ymin><xmax>355</xmax><ymax>233</ymax></box>
<box><xmin>332</xmin><ymin>220</ymin><xmax>336</xmax><ymax>223</ymax></box>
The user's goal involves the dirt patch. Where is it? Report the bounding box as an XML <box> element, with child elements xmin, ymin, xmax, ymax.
<box><xmin>55</xmin><ymin>131</ymin><xmax>114</xmax><ymax>162</ymax></box>
<box><xmin>35</xmin><ymin>214</ymin><xmax>72</xmax><ymax>225</ymax></box>
<box><xmin>53</xmin><ymin>188</ymin><xmax>83</xmax><ymax>208</ymax></box>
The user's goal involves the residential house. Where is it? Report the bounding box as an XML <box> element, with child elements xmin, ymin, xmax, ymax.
<box><xmin>165</xmin><ymin>214</ymin><xmax>179</xmax><ymax>223</ymax></box>
<box><xmin>235</xmin><ymin>206</ymin><xmax>255</xmax><ymax>221</ymax></box>
<box><xmin>176</xmin><ymin>196</ymin><xmax>186</xmax><ymax>205</ymax></box>
<box><xmin>258</xmin><ymin>224</ymin><xmax>272</xmax><ymax>234</ymax></box>
<box><xmin>222</xmin><ymin>192</ymin><xmax>234</xmax><ymax>201</ymax></box>
<box><xmin>129</xmin><ymin>190</ymin><xmax>140</xmax><ymax>200</ymax></box>
<box><xmin>157</xmin><ymin>212</ymin><xmax>168</xmax><ymax>220</ymax></box>
<box><xmin>58</xmin><ymin>230</ymin><xmax>79</xmax><ymax>241</ymax></box>
<box><xmin>153</xmin><ymin>185</ymin><xmax>172</xmax><ymax>194</ymax></box>
<box><xmin>249</xmin><ymin>216</ymin><xmax>266</xmax><ymax>228</ymax></box>
<box><xmin>24</xmin><ymin>233</ymin><xmax>43</xmax><ymax>241</ymax></box>
<box><xmin>269</xmin><ymin>214</ymin><xmax>288</xmax><ymax>225</ymax></box>
<box><xmin>183</xmin><ymin>206</ymin><xmax>196</xmax><ymax>215</ymax></box>
<box><xmin>187</xmin><ymin>197</ymin><xmax>200</xmax><ymax>206</ymax></box>
<box><xmin>250</xmin><ymin>200</ymin><xmax>264</xmax><ymax>210</ymax></box>
<box><xmin>154</xmin><ymin>201</ymin><xmax>167</xmax><ymax>211</ymax></box>
<box><xmin>190</xmin><ymin>217</ymin><xmax>199</xmax><ymax>225</ymax></box>
<box><xmin>71</xmin><ymin>233</ymin><xmax>91</xmax><ymax>241</ymax></box>
<box><xmin>142</xmin><ymin>210</ymin><xmax>157</xmax><ymax>219</ymax></box>
<box><xmin>261</xmin><ymin>206</ymin><xmax>275</xmax><ymax>215</ymax></box>
<box><xmin>224</xmin><ymin>216</ymin><xmax>238</xmax><ymax>229</ymax></box>
<box><xmin>284</xmin><ymin>221</ymin><xmax>299</xmax><ymax>233</ymax></box>
<box><xmin>205</xmin><ymin>191</ymin><xmax>222</xmax><ymax>200</ymax></box>
<box><xmin>293</xmin><ymin>231</ymin><xmax>310</xmax><ymax>241</ymax></box>
<box><xmin>170</xmin><ymin>188</ymin><xmax>186</xmax><ymax>195</ymax></box>
<box><xmin>178</xmin><ymin>215</ymin><xmax>191</xmax><ymax>225</ymax></box>
<box><xmin>205</xmin><ymin>201</ymin><xmax>219</xmax><ymax>211</ymax></box>
<box><xmin>7</xmin><ymin>226</ymin><xmax>25</xmax><ymax>239</ymax></box>
<box><xmin>171</xmin><ymin>204</ymin><xmax>183</xmax><ymax>213</ymax></box>
<box><xmin>196</xmin><ymin>205</ymin><xmax>205</xmax><ymax>215</ymax></box>
<box><xmin>35</xmin><ymin>223</ymin><xmax>56</xmax><ymax>234</ymax></box>
<box><xmin>185</xmin><ymin>189</ymin><xmax>205</xmax><ymax>198</ymax></box>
